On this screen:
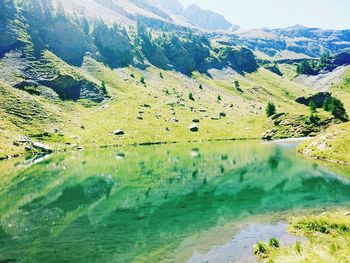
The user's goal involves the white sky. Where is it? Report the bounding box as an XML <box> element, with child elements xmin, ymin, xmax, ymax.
<box><xmin>178</xmin><ymin>0</ymin><xmax>350</xmax><ymax>29</ymax></box>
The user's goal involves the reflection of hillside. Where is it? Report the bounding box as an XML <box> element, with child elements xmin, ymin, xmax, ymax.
<box><xmin>0</xmin><ymin>142</ymin><xmax>350</xmax><ymax>262</ymax></box>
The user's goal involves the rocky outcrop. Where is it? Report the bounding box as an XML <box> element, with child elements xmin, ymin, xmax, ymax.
<box><xmin>262</xmin><ymin>113</ymin><xmax>340</xmax><ymax>141</ymax></box>
<box><xmin>93</xmin><ymin>23</ymin><xmax>133</xmax><ymax>68</ymax></box>
<box><xmin>213</xmin><ymin>47</ymin><xmax>258</xmax><ymax>73</ymax></box>
<box><xmin>296</xmin><ymin>92</ymin><xmax>331</xmax><ymax>108</ymax></box>
<box><xmin>40</xmin><ymin>75</ymin><xmax>104</xmax><ymax>102</ymax></box>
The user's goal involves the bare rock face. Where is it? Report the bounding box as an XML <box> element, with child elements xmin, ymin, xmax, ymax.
<box><xmin>93</xmin><ymin>23</ymin><xmax>133</xmax><ymax>68</ymax></box>
<box><xmin>39</xmin><ymin>75</ymin><xmax>105</xmax><ymax>103</ymax></box>
<box><xmin>182</xmin><ymin>4</ymin><xmax>232</xmax><ymax>31</ymax></box>
<box><xmin>40</xmin><ymin>19</ymin><xmax>96</xmax><ymax>66</ymax></box>
<box><xmin>150</xmin><ymin>0</ymin><xmax>184</xmax><ymax>15</ymax></box>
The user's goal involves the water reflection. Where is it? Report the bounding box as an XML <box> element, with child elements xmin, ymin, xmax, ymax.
<box><xmin>0</xmin><ymin>141</ymin><xmax>349</xmax><ymax>262</ymax></box>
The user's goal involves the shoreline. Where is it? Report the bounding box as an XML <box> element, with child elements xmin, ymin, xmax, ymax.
<box><xmin>0</xmin><ymin>136</ymin><xmax>261</xmax><ymax>162</ymax></box>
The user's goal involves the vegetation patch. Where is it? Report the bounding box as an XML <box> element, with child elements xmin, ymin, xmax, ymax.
<box><xmin>254</xmin><ymin>211</ymin><xmax>350</xmax><ymax>262</ymax></box>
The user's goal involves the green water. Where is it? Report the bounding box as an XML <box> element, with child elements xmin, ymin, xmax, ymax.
<box><xmin>0</xmin><ymin>141</ymin><xmax>350</xmax><ymax>262</ymax></box>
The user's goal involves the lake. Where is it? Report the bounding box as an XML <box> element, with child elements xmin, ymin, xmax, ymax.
<box><xmin>0</xmin><ymin>140</ymin><xmax>349</xmax><ymax>262</ymax></box>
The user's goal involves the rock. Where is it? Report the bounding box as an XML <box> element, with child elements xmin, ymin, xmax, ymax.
<box><xmin>192</xmin><ymin>119</ymin><xmax>200</xmax><ymax>123</ymax></box>
<box><xmin>165</xmin><ymin>127</ymin><xmax>171</xmax><ymax>132</ymax></box>
<box><xmin>189</xmin><ymin>124</ymin><xmax>199</xmax><ymax>132</ymax></box>
<box><xmin>116</xmin><ymin>152</ymin><xmax>125</xmax><ymax>160</ymax></box>
<box><xmin>219</xmin><ymin>112</ymin><xmax>227</xmax><ymax>117</ymax></box>
<box><xmin>25</xmin><ymin>146</ymin><xmax>33</xmax><ymax>151</ymax></box>
<box><xmin>199</xmin><ymin>108</ymin><xmax>206</xmax><ymax>112</ymax></box>
<box><xmin>171</xmin><ymin>118</ymin><xmax>179</xmax><ymax>122</ymax></box>
<box><xmin>81</xmin><ymin>125</ymin><xmax>85</xmax><ymax>129</ymax></box>
<box><xmin>32</xmin><ymin>142</ymin><xmax>53</xmax><ymax>153</ymax></box>
<box><xmin>344</xmin><ymin>212</ymin><xmax>350</xmax><ymax>216</ymax></box>
<box><xmin>211</xmin><ymin>116</ymin><xmax>220</xmax><ymax>120</ymax></box>
<box><xmin>114</xmin><ymin>130</ymin><xmax>125</xmax><ymax>136</ymax></box>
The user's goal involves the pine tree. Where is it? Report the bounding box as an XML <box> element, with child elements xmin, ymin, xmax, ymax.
<box><xmin>323</xmin><ymin>96</ymin><xmax>331</xmax><ymax>111</ymax></box>
<box><xmin>330</xmin><ymin>97</ymin><xmax>348</xmax><ymax>121</ymax></box>
<box><xmin>266</xmin><ymin>102</ymin><xmax>276</xmax><ymax>117</ymax></box>
<box><xmin>101</xmin><ymin>81</ymin><xmax>107</xmax><ymax>94</ymax></box>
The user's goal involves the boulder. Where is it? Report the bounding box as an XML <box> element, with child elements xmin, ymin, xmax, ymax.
<box><xmin>114</xmin><ymin>130</ymin><xmax>125</xmax><ymax>136</ymax></box>
<box><xmin>219</xmin><ymin>112</ymin><xmax>227</xmax><ymax>117</ymax></box>
<box><xmin>189</xmin><ymin>124</ymin><xmax>199</xmax><ymax>132</ymax></box>
<box><xmin>192</xmin><ymin>119</ymin><xmax>200</xmax><ymax>123</ymax></box>
<box><xmin>32</xmin><ymin>142</ymin><xmax>53</xmax><ymax>153</ymax></box>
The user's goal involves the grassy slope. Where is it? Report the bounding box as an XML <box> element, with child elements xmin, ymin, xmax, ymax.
<box><xmin>0</xmin><ymin>53</ymin><xmax>312</xmax><ymax>158</ymax></box>
<box><xmin>255</xmin><ymin>210</ymin><xmax>350</xmax><ymax>262</ymax></box>
<box><xmin>299</xmin><ymin>68</ymin><xmax>350</xmax><ymax>164</ymax></box>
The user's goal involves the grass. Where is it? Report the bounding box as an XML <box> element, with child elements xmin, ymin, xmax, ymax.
<box><xmin>255</xmin><ymin>210</ymin><xmax>350</xmax><ymax>262</ymax></box>
<box><xmin>0</xmin><ymin>52</ymin><xmax>328</xmax><ymax>159</ymax></box>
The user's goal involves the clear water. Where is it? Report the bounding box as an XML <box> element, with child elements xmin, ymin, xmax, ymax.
<box><xmin>0</xmin><ymin>141</ymin><xmax>349</xmax><ymax>262</ymax></box>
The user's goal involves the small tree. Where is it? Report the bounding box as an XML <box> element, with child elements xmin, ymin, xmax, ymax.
<box><xmin>159</xmin><ymin>72</ymin><xmax>163</xmax><ymax>79</ymax></box>
<box><xmin>217</xmin><ymin>95</ymin><xmax>222</xmax><ymax>101</ymax></box>
<box><xmin>140</xmin><ymin>76</ymin><xmax>146</xmax><ymax>84</ymax></box>
<box><xmin>189</xmin><ymin>92</ymin><xmax>195</xmax><ymax>101</ymax></box>
<box><xmin>101</xmin><ymin>80</ymin><xmax>107</xmax><ymax>94</ymax></box>
<box><xmin>199</xmin><ymin>84</ymin><xmax>203</xmax><ymax>90</ymax></box>
<box><xmin>266</xmin><ymin>102</ymin><xmax>276</xmax><ymax>117</ymax></box>
<box><xmin>234</xmin><ymin>80</ymin><xmax>243</xmax><ymax>92</ymax></box>
<box><xmin>309</xmin><ymin>100</ymin><xmax>317</xmax><ymax>113</ymax></box>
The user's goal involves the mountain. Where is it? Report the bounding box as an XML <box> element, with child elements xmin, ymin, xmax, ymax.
<box><xmin>233</xmin><ymin>25</ymin><xmax>350</xmax><ymax>60</ymax></box>
<box><xmin>182</xmin><ymin>4</ymin><xmax>233</xmax><ymax>31</ymax></box>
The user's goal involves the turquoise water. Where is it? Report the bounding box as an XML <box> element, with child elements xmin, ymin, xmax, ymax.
<box><xmin>0</xmin><ymin>141</ymin><xmax>349</xmax><ymax>262</ymax></box>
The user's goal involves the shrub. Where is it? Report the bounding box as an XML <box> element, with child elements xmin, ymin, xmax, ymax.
<box><xmin>189</xmin><ymin>93</ymin><xmax>195</xmax><ymax>101</ymax></box>
<box><xmin>217</xmin><ymin>95</ymin><xmax>222</xmax><ymax>101</ymax></box>
<box><xmin>266</xmin><ymin>102</ymin><xmax>276</xmax><ymax>117</ymax></box>
<box><xmin>269</xmin><ymin>238</ymin><xmax>280</xmax><ymax>248</ymax></box>
<box><xmin>199</xmin><ymin>84</ymin><xmax>203</xmax><ymax>90</ymax></box>
<box><xmin>24</xmin><ymin>86</ymin><xmax>41</xmax><ymax>96</ymax></box>
<box><xmin>305</xmin><ymin>114</ymin><xmax>320</xmax><ymax>125</ymax></box>
<box><xmin>295</xmin><ymin>241</ymin><xmax>302</xmax><ymax>254</ymax></box>
<box><xmin>309</xmin><ymin>100</ymin><xmax>317</xmax><ymax>113</ymax></box>
<box><xmin>159</xmin><ymin>72</ymin><xmax>163</xmax><ymax>79</ymax></box>
<box><xmin>254</xmin><ymin>242</ymin><xmax>268</xmax><ymax>256</ymax></box>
